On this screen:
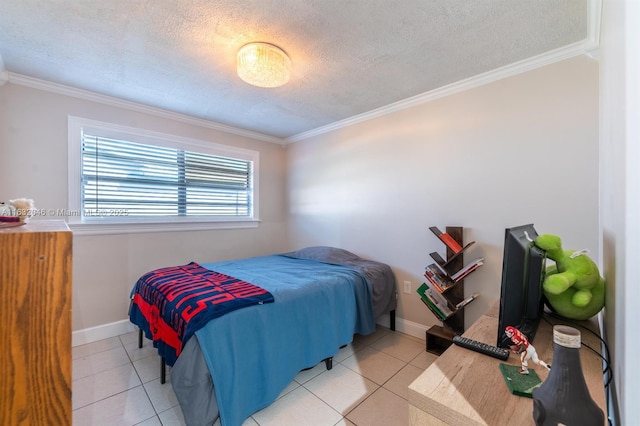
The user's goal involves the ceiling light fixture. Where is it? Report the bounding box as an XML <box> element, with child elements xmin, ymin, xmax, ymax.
<box><xmin>237</xmin><ymin>42</ymin><xmax>291</xmax><ymax>88</ymax></box>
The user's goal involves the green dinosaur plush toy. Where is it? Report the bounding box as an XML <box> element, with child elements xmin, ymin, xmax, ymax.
<box><xmin>534</xmin><ymin>234</ymin><xmax>605</xmax><ymax>320</ymax></box>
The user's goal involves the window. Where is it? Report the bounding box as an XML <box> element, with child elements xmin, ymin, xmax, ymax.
<box><xmin>81</xmin><ymin>136</ymin><xmax>253</xmax><ymax>217</ymax></box>
<box><xmin>68</xmin><ymin>117</ymin><xmax>259</xmax><ymax>234</ymax></box>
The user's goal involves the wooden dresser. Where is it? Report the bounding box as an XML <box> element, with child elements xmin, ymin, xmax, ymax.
<box><xmin>408</xmin><ymin>303</ymin><xmax>607</xmax><ymax>425</ymax></box>
<box><xmin>0</xmin><ymin>221</ymin><xmax>72</xmax><ymax>425</ymax></box>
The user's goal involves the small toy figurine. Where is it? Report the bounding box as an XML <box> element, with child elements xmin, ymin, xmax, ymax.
<box><xmin>505</xmin><ymin>326</ymin><xmax>551</xmax><ymax>375</ymax></box>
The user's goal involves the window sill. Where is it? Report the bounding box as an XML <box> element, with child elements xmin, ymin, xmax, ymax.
<box><xmin>68</xmin><ymin>219</ymin><xmax>260</xmax><ymax>236</ymax></box>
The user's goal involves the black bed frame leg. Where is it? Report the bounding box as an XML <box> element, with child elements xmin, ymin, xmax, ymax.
<box><xmin>390</xmin><ymin>309</ymin><xmax>396</xmax><ymax>331</ymax></box>
<box><xmin>138</xmin><ymin>328</ymin><xmax>167</xmax><ymax>385</ymax></box>
<box><xmin>324</xmin><ymin>357</ymin><xmax>333</xmax><ymax>370</ymax></box>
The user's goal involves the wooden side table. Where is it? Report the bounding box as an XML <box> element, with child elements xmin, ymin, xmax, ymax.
<box><xmin>408</xmin><ymin>303</ymin><xmax>607</xmax><ymax>425</ymax></box>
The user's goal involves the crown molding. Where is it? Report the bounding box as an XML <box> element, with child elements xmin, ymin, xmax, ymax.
<box><xmin>6</xmin><ymin>72</ymin><xmax>286</xmax><ymax>145</ymax></box>
<box><xmin>287</xmin><ymin>1</ymin><xmax>602</xmax><ymax>144</ymax></box>
<box><xmin>587</xmin><ymin>0</ymin><xmax>602</xmax><ymax>49</ymax></box>
<box><xmin>286</xmin><ymin>41</ymin><xmax>597</xmax><ymax>144</ymax></box>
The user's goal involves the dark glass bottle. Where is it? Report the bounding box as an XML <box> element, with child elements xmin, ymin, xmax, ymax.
<box><xmin>532</xmin><ymin>325</ymin><xmax>604</xmax><ymax>425</ymax></box>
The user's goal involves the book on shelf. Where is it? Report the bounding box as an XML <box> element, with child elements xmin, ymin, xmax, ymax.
<box><xmin>424</xmin><ymin>264</ymin><xmax>455</xmax><ymax>293</ymax></box>
<box><xmin>429</xmin><ymin>227</ymin><xmax>476</xmax><ymax>259</ymax></box>
<box><xmin>449</xmin><ymin>257</ymin><xmax>484</xmax><ymax>281</ymax></box>
<box><xmin>429</xmin><ymin>226</ymin><xmax>463</xmax><ymax>253</ymax></box>
<box><xmin>416</xmin><ymin>282</ymin><xmax>444</xmax><ymax>318</ymax></box>
<box><xmin>455</xmin><ymin>292</ymin><xmax>479</xmax><ymax>310</ymax></box>
<box><xmin>426</xmin><ymin>283</ymin><xmax>455</xmax><ymax>316</ymax></box>
<box><xmin>417</xmin><ymin>282</ymin><xmax>454</xmax><ymax>318</ymax></box>
<box><xmin>425</xmin><ymin>257</ymin><xmax>484</xmax><ymax>290</ymax></box>
<box><xmin>420</xmin><ymin>292</ymin><xmax>448</xmax><ymax>320</ymax></box>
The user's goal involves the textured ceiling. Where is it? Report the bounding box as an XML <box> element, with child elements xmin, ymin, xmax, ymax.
<box><xmin>0</xmin><ymin>1</ymin><xmax>593</xmax><ymax>141</ymax></box>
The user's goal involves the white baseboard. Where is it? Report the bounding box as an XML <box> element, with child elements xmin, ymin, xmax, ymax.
<box><xmin>376</xmin><ymin>313</ymin><xmax>428</xmax><ymax>340</ymax></box>
<box><xmin>72</xmin><ymin>319</ymin><xmax>137</xmax><ymax>347</ymax></box>
<box><xmin>394</xmin><ymin>318</ymin><xmax>429</xmax><ymax>340</ymax></box>
<box><xmin>74</xmin><ymin>314</ymin><xmax>427</xmax><ymax>347</ymax></box>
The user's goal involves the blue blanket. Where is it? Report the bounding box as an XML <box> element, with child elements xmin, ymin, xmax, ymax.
<box><xmin>195</xmin><ymin>254</ymin><xmax>375</xmax><ymax>426</ymax></box>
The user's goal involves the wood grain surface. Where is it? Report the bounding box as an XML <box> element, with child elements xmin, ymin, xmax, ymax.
<box><xmin>409</xmin><ymin>303</ymin><xmax>607</xmax><ymax>425</ymax></box>
<box><xmin>0</xmin><ymin>221</ymin><xmax>72</xmax><ymax>425</ymax></box>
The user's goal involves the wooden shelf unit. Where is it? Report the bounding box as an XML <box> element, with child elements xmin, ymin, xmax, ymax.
<box><xmin>424</xmin><ymin>226</ymin><xmax>480</xmax><ymax>355</ymax></box>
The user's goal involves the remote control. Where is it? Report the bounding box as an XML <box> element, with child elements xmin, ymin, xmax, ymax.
<box><xmin>452</xmin><ymin>335</ymin><xmax>510</xmax><ymax>361</ymax></box>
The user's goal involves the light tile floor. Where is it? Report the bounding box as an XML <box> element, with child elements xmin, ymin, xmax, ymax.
<box><xmin>72</xmin><ymin>326</ymin><xmax>437</xmax><ymax>426</ymax></box>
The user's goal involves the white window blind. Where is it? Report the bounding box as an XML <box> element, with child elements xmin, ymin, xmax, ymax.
<box><xmin>81</xmin><ymin>134</ymin><xmax>253</xmax><ymax>218</ymax></box>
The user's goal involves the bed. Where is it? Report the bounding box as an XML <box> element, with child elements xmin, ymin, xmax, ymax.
<box><xmin>129</xmin><ymin>246</ymin><xmax>397</xmax><ymax>426</ymax></box>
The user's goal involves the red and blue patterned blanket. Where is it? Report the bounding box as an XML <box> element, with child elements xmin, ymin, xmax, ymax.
<box><xmin>129</xmin><ymin>262</ymin><xmax>274</xmax><ymax>366</ymax></box>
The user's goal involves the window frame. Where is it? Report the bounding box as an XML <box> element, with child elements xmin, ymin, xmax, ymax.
<box><xmin>68</xmin><ymin>116</ymin><xmax>260</xmax><ymax>235</ymax></box>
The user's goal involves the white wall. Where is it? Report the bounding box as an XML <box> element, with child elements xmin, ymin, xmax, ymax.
<box><xmin>0</xmin><ymin>83</ymin><xmax>289</xmax><ymax>332</ymax></box>
<box><xmin>286</xmin><ymin>56</ymin><xmax>599</xmax><ymax>334</ymax></box>
<box><xmin>0</xmin><ymin>52</ymin><xmax>605</xmax><ymax>368</ymax></box>
<box><xmin>600</xmin><ymin>1</ymin><xmax>640</xmax><ymax>424</ymax></box>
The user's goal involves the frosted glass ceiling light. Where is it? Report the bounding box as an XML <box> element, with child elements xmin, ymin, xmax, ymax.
<box><xmin>237</xmin><ymin>42</ymin><xmax>291</xmax><ymax>88</ymax></box>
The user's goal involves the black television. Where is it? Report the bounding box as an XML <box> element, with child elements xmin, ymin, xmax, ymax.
<box><xmin>496</xmin><ymin>224</ymin><xmax>547</xmax><ymax>348</ymax></box>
